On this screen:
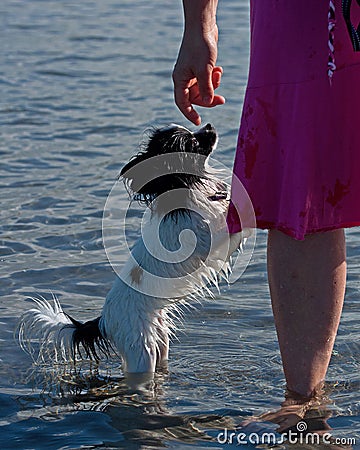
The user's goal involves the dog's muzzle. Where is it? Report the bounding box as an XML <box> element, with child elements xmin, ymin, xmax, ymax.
<box><xmin>194</xmin><ymin>123</ymin><xmax>218</xmax><ymax>155</ymax></box>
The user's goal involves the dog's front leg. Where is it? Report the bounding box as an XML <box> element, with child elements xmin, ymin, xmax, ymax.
<box><xmin>228</xmin><ymin>231</ymin><xmax>243</xmax><ymax>257</ymax></box>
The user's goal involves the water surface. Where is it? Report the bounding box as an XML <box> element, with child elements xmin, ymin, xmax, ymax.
<box><xmin>1</xmin><ymin>1</ymin><xmax>359</xmax><ymax>448</ymax></box>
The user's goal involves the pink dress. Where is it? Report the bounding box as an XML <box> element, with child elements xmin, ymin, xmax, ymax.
<box><xmin>227</xmin><ymin>0</ymin><xmax>360</xmax><ymax>240</ymax></box>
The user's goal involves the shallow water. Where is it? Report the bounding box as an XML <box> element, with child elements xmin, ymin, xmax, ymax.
<box><xmin>1</xmin><ymin>0</ymin><xmax>360</xmax><ymax>448</ymax></box>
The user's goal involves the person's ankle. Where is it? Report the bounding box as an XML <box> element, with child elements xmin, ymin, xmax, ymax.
<box><xmin>284</xmin><ymin>381</ymin><xmax>325</xmax><ymax>405</ymax></box>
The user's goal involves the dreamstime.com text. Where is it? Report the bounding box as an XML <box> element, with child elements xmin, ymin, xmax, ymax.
<box><xmin>217</xmin><ymin>423</ymin><xmax>357</xmax><ymax>447</ymax></box>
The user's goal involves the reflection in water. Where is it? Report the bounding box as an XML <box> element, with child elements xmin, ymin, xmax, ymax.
<box><xmin>20</xmin><ymin>368</ymin><xmax>239</xmax><ymax>449</ymax></box>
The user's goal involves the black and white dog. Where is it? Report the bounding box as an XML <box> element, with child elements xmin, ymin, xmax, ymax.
<box><xmin>19</xmin><ymin>124</ymin><xmax>243</xmax><ymax>374</ymax></box>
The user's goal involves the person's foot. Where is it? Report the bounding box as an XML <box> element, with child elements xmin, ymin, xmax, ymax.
<box><xmin>238</xmin><ymin>386</ymin><xmax>332</xmax><ymax>433</ymax></box>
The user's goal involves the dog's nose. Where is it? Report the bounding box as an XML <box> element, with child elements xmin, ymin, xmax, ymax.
<box><xmin>196</xmin><ymin>123</ymin><xmax>217</xmax><ymax>138</ymax></box>
<box><xmin>199</xmin><ymin>123</ymin><xmax>215</xmax><ymax>134</ymax></box>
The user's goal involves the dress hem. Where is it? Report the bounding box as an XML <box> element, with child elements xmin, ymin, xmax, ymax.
<box><xmin>228</xmin><ymin>220</ymin><xmax>360</xmax><ymax>241</ymax></box>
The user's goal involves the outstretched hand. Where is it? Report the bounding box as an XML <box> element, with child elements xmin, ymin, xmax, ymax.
<box><xmin>172</xmin><ymin>26</ymin><xmax>225</xmax><ymax>125</ymax></box>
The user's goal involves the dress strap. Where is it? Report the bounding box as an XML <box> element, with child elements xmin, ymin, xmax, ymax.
<box><xmin>342</xmin><ymin>0</ymin><xmax>360</xmax><ymax>51</ymax></box>
<box><xmin>328</xmin><ymin>1</ymin><xmax>336</xmax><ymax>80</ymax></box>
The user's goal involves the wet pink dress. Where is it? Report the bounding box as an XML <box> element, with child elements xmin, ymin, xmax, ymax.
<box><xmin>227</xmin><ymin>0</ymin><xmax>360</xmax><ymax>240</ymax></box>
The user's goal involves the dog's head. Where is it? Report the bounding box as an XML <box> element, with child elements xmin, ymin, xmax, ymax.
<box><xmin>120</xmin><ymin>124</ymin><xmax>218</xmax><ymax>203</ymax></box>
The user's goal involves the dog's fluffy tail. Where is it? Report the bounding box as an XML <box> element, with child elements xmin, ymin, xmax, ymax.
<box><xmin>18</xmin><ymin>295</ymin><xmax>112</xmax><ymax>364</ymax></box>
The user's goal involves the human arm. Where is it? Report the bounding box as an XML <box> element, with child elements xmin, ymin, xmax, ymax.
<box><xmin>172</xmin><ymin>0</ymin><xmax>225</xmax><ymax>125</ymax></box>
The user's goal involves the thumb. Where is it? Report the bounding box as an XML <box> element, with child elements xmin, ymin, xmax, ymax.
<box><xmin>212</xmin><ymin>66</ymin><xmax>223</xmax><ymax>89</ymax></box>
<box><xmin>198</xmin><ymin>64</ymin><xmax>215</xmax><ymax>105</ymax></box>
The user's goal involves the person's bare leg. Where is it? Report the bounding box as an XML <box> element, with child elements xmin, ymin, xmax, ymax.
<box><xmin>267</xmin><ymin>229</ymin><xmax>346</xmax><ymax>397</ymax></box>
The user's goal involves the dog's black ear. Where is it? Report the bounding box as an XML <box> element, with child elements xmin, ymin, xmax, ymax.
<box><xmin>119</xmin><ymin>152</ymin><xmax>147</xmax><ymax>180</ymax></box>
<box><xmin>119</xmin><ymin>128</ymin><xmax>157</xmax><ymax>188</ymax></box>
<box><xmin>119</xmin><ymin>150</ymin><xmax>156</xmax><ymax>201</ymax></box>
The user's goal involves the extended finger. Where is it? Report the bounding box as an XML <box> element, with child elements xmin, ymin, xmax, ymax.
<box><xmin>174</xmin><ymin>86</ymin><xmax>201</xmax><ymax>125</ymax></box>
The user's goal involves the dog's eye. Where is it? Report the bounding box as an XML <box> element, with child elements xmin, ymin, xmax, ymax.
<box><xmin>191</xmin><ymin>136</ymin><xmax>199</xmax><ymax>146</ymax></box>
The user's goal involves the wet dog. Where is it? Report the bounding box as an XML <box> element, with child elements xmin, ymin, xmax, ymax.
<box><xmin>19</xmin><ymin>124</ymin><xmax>243</xmax><ymax>374</ymax></box>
